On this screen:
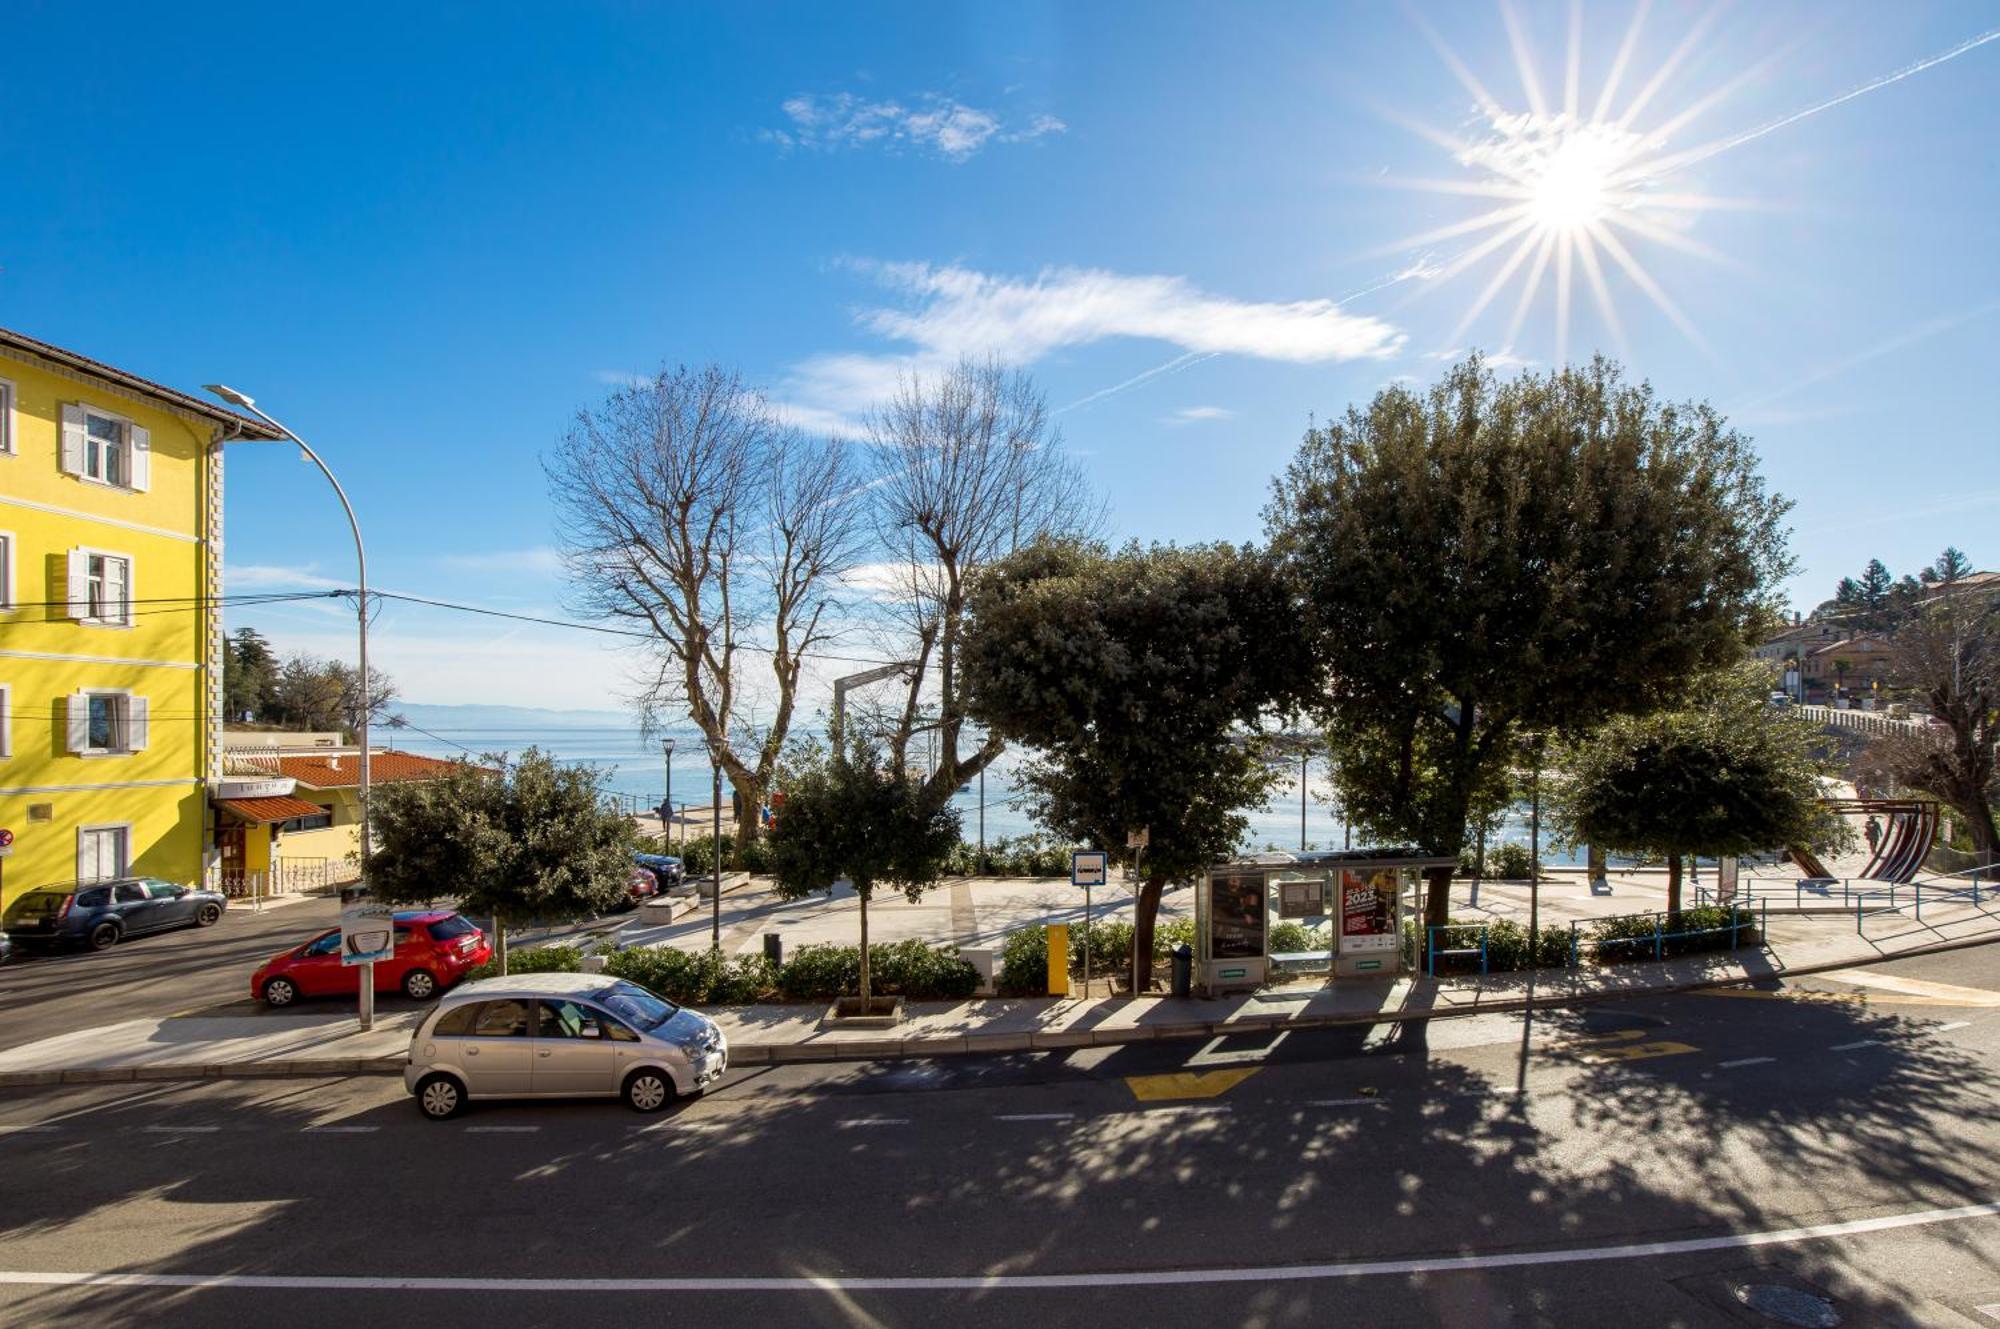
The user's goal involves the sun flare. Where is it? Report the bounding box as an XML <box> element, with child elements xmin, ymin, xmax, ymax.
<box><xmin>1385</xmin><ymin>4</ymin><xmax>1754</xmax><ymax>363</ymax></box>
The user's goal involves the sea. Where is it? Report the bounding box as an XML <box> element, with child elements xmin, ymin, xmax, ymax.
<box><xmin>384</xmin><ymin>703</ymin><xmax>1584</xmax><ymax>862</ymax></box>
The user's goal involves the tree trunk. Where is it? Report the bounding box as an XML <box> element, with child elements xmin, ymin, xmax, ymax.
<box><xmin>1588</xmin><ymin>843</ymin><xmax>1607</xmax><ymax>884</ymax></box>
<box><xmin>857</xmin><ymin>886</ymin><xmax>871</xmax><ymax>1006</ymax></box>
<box><xmin>1666</xmin><ymin>853</ymin><xmax>1684</xmax><ymax>916</ymax></box>
<box><xmin>1131</xmin><ymin>874</ymin><xmax>1166</xmax><ymax>994</ymax></box>
<box><xmin>1423</xmin><ymin>864</ymin><xmax>1453</xmax><ymax>930</ymax></box>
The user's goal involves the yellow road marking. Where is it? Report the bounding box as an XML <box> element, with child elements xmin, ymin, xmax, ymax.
<box><xmin>1817</xmin><ymin>968</ymin><xmax>2000</xmax><ymax>1008</ymax></box>
<box><xmin>1546</xmin><ymin>1027</ymin><xmax>1699</xmax><ymax>1063</ymax></box>
<box><xmin>1123</xmin><ymin>1068</ymin><xmax>1260</xmax><ymax>1101</ymax></box>
<box><xmin>1691</xmin><ymin>987</ymin><xmax>1976</xmax><ymax>1008</ymax></box>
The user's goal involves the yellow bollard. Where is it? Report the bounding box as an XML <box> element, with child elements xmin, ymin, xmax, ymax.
<box><xmin>1046</xmin><ymin>923</ymin><xmax>1070</xmax><ymax>997</ymax></box>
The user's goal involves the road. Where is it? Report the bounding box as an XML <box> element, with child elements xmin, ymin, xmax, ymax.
<box><xmin>6</xmin><ymin>945</ymin><xmax>2000</xmax><ymax>1326</ymax></box>
<box><xmin>0</xmin><ymin>897</ymin><xmax>345</xmax><ymax>1050</ymax></box>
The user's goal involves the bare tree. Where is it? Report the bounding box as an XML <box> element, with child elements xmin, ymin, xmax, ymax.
<box><xmin>1875</xmin><ymin>599</ymin><xmax>2000</xmax><ymax>865</ymax></box>
<box><xmin>859</xmin><ymin>358</ymin><xmax>1101</xmax><ymax>814</ymax></box>
<box><xmin>548</xmin><ymin>365</ymin><xmax>867</xmax><ymax>859</ymax></box>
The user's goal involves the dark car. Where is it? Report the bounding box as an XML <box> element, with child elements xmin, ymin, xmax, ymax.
<box><xmin>634</xmin><ymin>852</ymin><xmax>685</xmax><ymax>890</ymax></box>
<box><xmin>3</xmin><ymin>878</ymin><xmax>227</xmax><ymax>952</ymax></box>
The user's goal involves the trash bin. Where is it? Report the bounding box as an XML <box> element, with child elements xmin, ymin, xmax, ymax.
<box><xmin>763</xmin><ymin>933</ymin><xmax>783</xmax><ymax>967</ymax></box>
<box><xmin>1170</xmin><ymin>943</ymin><xmax>1193</xmax><ymax>999</ymax></box>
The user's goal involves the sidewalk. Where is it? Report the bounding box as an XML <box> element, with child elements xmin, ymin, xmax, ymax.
<box><xmin>5</xmin><ymin>899</ymin><xmax>1997</xmax><ymax>1089</ymax></box>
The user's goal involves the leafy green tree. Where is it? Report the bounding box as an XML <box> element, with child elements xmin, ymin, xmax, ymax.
<box><xmin>1266</xmin><ymin>355</ymin><xmax>1793</xmax><ymax>927</ymax></box>
<box><xmin>222</xmin><ymin>628</ymin><xmax>277</xmax><ymax>722</ymax></box>
<box><xmin>262</xmin><ymin>652</ymin><xmax>398</xmax><ymax>737</ymax></box>
<box><xmin>960</xmin><ymin>539</ymin><xmax>1308</xmax><ymax>990</ymax></box>
<box><xmin>1553</xmin><ymin>667</ymin><xmax>1847</xmax><ymax>911</ymax></box>
<box><xmin>1934</xmin><ymin>546</ymin><xmax>1974</xmax><ymax>587</ymax></box>
<box><xmin>763</xmin><ymin>741</ymin><xmax>962</xmax><ymax>1008</ymax></box>
<box><xmin>368</xmin><ymin>747</ymin><xmax>638</xmax><ymax>971</ymax></box>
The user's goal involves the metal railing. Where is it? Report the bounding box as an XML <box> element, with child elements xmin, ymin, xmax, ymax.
<box><xmin>1699</xmin><ymin>875</ymin><xmax>1989</xmax><ymax>910</ymax></box>
<box><xmin>1423</xmin><ymin>904</ymin><xmax>1764</xmax><ymax>976</ymax></box>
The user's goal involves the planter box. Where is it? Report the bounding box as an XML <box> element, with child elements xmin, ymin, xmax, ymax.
<box><xmin>821</xmin><ymin>996</ymin><xmax>904</xmax><ymax>1029</ymax></box>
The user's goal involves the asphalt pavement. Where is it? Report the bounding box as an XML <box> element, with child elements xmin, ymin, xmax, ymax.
<box><xmin>0</xmin><ymin>896</ymin><xmax>347</xmax><ymax>1049</ymax></box>
<box><xmin>6</xmin><ymin>946</ymin><xmax>2000</xmax><ymax>1326</ymax></box>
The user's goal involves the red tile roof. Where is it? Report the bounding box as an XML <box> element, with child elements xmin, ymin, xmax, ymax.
<box><xmin>215</xmin><ymin>796</ymin><xmax>330</xmax><ymax>824</ymax></box>
<box><xmin>276</xmin><ymin>750</ymin><xmax>466</xmax><ymax>790</ymax></box>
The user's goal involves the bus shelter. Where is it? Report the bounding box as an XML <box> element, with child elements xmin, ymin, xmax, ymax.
<box><xmin>1195</xmin><ymin>850</ymin><xmax>1458</xmax><ymax>995</ymax></box>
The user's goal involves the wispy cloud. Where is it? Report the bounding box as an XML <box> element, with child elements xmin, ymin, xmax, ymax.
<box><xmin>227</xmin><ymin>563</ymin><xmax>347</xmax><ymax>592</ymax></box>
<box><xmin>592</xmin><ymin>370</ymin><xmax>651</xmax><ymax>389</ymax></box>
<box><xmin>1163</xmin><ymin>405</ymin><xmax>1235</xmax><ymax>426</ymax></box>
<box><xmin>438</xmin><ymin>547</ymin><xmax>565</xmax><ymax>577</ymax></box>
<box><xmin>763</xmin><ymin>93</ymin><xmax>1065</xmax><ymax>161</ymax></box>
<box><xmin>1737</xmin><ymin>300</ymin><xmax>2000</xmax><ymax>411</ymax></box>
<box><xmin>774</xmin><ymin>261</ymin><xmax>1403</xmax><ymax>435</ymax></box>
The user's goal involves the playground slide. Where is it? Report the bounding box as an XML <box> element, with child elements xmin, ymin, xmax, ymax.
<box><xmin>1788</xmin><ymin>845</ymin><xmax>1833</xmax><ymax>879</ymax></box>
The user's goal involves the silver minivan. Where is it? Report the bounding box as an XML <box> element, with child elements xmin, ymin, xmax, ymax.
<box><xmin>404</xmin><ymin>972</ymin><xmax>728</xmax><ymax>1120</ymax></box>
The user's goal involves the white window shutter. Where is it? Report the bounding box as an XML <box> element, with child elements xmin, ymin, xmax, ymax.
<box><xmin>66</xmin><ymin>548</ymin><xmax>89</xmax><ymax>620</ymax></box>
<box><xmin>128</xmin><ymin>425</ymin><xmax>151</xmax><ymax>491</ymax></box>
<box><xmin>127</xmin><ymin>696</ymin><xmax>149</xmax><ymax>751</ymax></box>
<box><xmin>60</xmin><ymin>404</ymin><xmax>86</xmax><ymax>475</ymax></box>
<box><xmin>66</xmin><ymin>693</ymin><xmax>90</xmax><ymax>753</ymax></box>
<box><xmin>0</xmin><ymin>687</ymin><xmax>10</xmax><ymax>758</ymax></box>
<box><xmin>122</xmin><ymin>557</ymin><xmax>135</xmax><ymax>625</ymax></box>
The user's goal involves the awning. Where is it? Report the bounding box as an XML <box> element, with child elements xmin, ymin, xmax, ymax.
<box><xmin>214</xmin><ymin>796</ymin><xmax>329</xmax><ymax>824</ymax></box>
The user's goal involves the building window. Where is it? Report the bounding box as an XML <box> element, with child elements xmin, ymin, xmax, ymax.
<box><xmin>84</xmin><ymin>410</ymin><xmax>128</xmax><ymax>486</ymax></box>
<box><xmin>85</xmin><ymin>552</ymin><xmax>131</xmax><ymax>624</ymax></box>
<box><xmin>0</xmin><ymin>684</ymin><xmax>10</xmax><ymax>759</ymax></box>
<box><xmin>0</xmin><ymin>378</ymin><xmax>14</xmax><ymax>454</ymax></box>
<box><xmin>67</xmin><ymin>690</ymin><xmax>147</xmax><ymax>755</ymax></box>
<box><xmin>0</xmin><ymin>531</ymin><xmax>12</xmax><ymax>610</ymax></box>
<box><xmin>276</xmin><ymin>810</ymin><xmax>334</xmax><ymax>833</ymax></box>
<box><xmin>78</xmin><ymin>825</ymin><xmax>130</xmax><ymax>883</ymax></box>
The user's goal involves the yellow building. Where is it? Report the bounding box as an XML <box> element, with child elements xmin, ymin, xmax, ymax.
<box><xmin>0</xmin><ymin>327</ymin><xmax>281</xmax><ymax>909</ymax></box>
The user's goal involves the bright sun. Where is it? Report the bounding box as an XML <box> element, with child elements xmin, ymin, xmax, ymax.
<box><xmin>1384</xmin><ymin>4</ymin><xmax>1746</xmax><ymax>362</ymax></box>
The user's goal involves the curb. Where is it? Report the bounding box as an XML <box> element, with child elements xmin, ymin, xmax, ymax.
<box><xmin>6</xmin><ymin>927</ymin><xmax>1997</xmax><ymax>1091</ymax></box>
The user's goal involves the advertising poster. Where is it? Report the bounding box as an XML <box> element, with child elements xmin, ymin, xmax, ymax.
<box><xmin>1278</xmin><ymin>878</ymin><xmax>1326</xmax><ymax>919</ymax></box>
<box><xmin>1207</xmin><ymin>870</ymin><xmax>1267</xmax><ymax>959</ymax></box>
<box><xmin>1340</xmin><ymin>869</ymin><xmax>1398</xmax><ymax>954</ymax></box>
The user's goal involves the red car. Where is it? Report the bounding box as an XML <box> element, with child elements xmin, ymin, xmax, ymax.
<box><xmin>252</xmin><ymin>910</ymin><xmax>492</xmax><ymax>1006</ymax></box>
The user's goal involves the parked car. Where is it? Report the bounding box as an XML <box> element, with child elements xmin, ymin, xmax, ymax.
<box><xmin>2</xmin><ymin>878</ymin><xmax>226</xmax><ymax>952</ymax></box>
<box><xmin>404</xmin><ymin>972</ymin><xmax>727</xmax><ymax>1119</ymax></box>
<box><xmin>623</xmin><ymin>866</ymin><xmax>659</xmax><ymax>909</ymax></box>
<box><xmin>0</xmin><ymin>929</ymin><xmax>11</xmax><ymax>966</ymax></box>
<box><xmin>634</xmin><ymin>852</ymin><xmax>685</xmax><ymax>890</ymax></box>
<box><xmin>253</xmin><ymin>910</ymin><xmax>491</xmax><ymax>1006</ymax></box>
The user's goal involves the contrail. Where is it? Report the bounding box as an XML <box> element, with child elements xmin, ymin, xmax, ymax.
<box><xmin>1667</xmin><ymin>26</ymin><xmax>2000</xmax><ymax>173</ymax></box>
<box><xmin>1056</xmin><ymin>350</ymin><xmax>1215</xmax><ymax>414</ymax></box>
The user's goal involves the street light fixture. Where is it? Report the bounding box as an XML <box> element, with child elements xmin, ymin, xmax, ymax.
<box><xmin>205</xmin><ymin>383</ymin><xmax>376</xmax><ymax>1030</ymax></box>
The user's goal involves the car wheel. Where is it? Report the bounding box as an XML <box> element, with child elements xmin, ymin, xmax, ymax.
<box><xmin>194</xmin><ymin>902</ymin><xmax>223</xmax><ymax>927</ymax></box>
<box><xmin>87</xmin><ymin>921</ymin><xmax>122</xmax><ymax>951</ymax></box>
<box><xmin>262</xmin><ymin>976</ymin><xmax>299</xmax><ymax>1007</ymax></box>
<box><xmin>402</xmin><ymin>969</ymin><xmax>438</xmax><ymax>1001</ymax></box>
<box><xmin>415</xmin><ymin>1073</ymin><xmax>465</xmax><ymax>1120</ymax></box>
<box><xmin>623</xmin><ymin>1068</ymin><xmax>676</xmax><ymax>1113</ymax></box>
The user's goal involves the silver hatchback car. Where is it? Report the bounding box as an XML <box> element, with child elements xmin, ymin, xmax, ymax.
<box><xmin>404</xmin><ymin>972</ymin><xmax>728</xmax><ymax>1120</ymax></box>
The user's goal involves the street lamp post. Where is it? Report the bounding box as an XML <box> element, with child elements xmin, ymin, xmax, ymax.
<box><xmin>709</xmin><ymin>740</ymin><xmax>722</xmax><ymax>951</ymax></box>
<box><xmin>206</xmin><ymin>384</ymin><xmax>375</xmax><ymax>1030</ymax></box>
<box><xmin>1299</xmin><ymin>748</ymin><xmax>1308</xmax><ymax>852</ymax></box>
<box><xmin>661</xmin><ymin>738</ymin><xmax>676</xmax><ymax>852</ymax></box>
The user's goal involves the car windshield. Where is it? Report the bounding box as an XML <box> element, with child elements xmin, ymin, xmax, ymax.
<box><xmin>600</xmin><ymin>981</ymin><xmax>679</xmax><ymax>1031</ymax></box>
<box><xmin>427</xmin><ymin>915</ymin><xmax>476</xmax><ymax>942</ymax></box>
<box><xmin>3</xmin><ymin>891</ymin><xmax>68</xmax><ymax>921</ymax></box>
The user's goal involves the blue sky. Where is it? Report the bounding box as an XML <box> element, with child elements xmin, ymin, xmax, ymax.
<box><xmin>3</xmin><ymin>1</ymin><xmax>1995</xmax><ymax>710</ymax></box>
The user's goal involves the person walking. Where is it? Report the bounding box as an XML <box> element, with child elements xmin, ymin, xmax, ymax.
<box><xmin>1864</xmin><ymin>817</ymin><xmax>1882</xmax><ymax>855</ymax></box>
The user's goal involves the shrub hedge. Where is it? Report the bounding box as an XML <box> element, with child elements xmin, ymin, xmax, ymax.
<box><xmin>1412</xmin><ymin>905</ymin><xmax>1758</xmax><ymax>974</ymax></box>
<box><xmin>461</xmin><ymin>938</ymin><xmax>976</xmax><ymax>1005</ymax></box>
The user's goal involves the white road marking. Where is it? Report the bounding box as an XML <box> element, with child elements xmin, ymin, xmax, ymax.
<box><xmin>1718</xmin><ymin>1057</ymin><xmax>1776</xmax><ymax>1069</ymax></box>
<box><xmin>639</xmin><ymin>1119</ymin><xmax>725</xmax><ymax>1133</ymax></box>
<box><xmin>993</xmin><ymin>1113</ymin><xmax>1075</xmax><ymax>1122</ymax></box>
<box><xmin>836</xmin><ymin>1118</ymin><xmax>909</xmax><ymax>1128</ymax></box>
<box><xmin>465</xmin><ymin>1126</ymin><xmax>541</xmax><ymax>1134</ymax></box>
<box><xmin>1138</xmin><ymin>1104</ymin><xmax>1231</xmax><ymax>1117</ymax></box>
<box><xmin>142</xmin><ymin>1125</ymin><xmax>220</xmax><ymax>1134</ymax></box>
<box><xmin>1310</xmin><ymin>1097</ymin><xmax>1387</xmax><ymax>1107</ymax></box>
<box><xmin>3</xmin><ymin>1199</ymin><xmax>1997</xmax><ymax>1292</ymax></box>
<box><xmin>0</xmin><ymin>1125</ymin><xmax>59</xmax><ymax>1135</ymax></box>
<box><xmin>302</xmin><ymin>1126</ymin><xmax>378</xmax><ymax>1134</ymax></box>
<box><xmin>1819</xmin><ymin>968</ymin><xmax>2000</xmax><ymax>1007</ymax></box>
<box><xmin>1830</xmin><ymin>1040</ymin><xmax>1883</xmax><ymax>1051</ymax></box>
<box><xmin>1933</xmin><ymin>1021</ymin><xmax>1973</xmax><ymax>1033</ymax></box>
